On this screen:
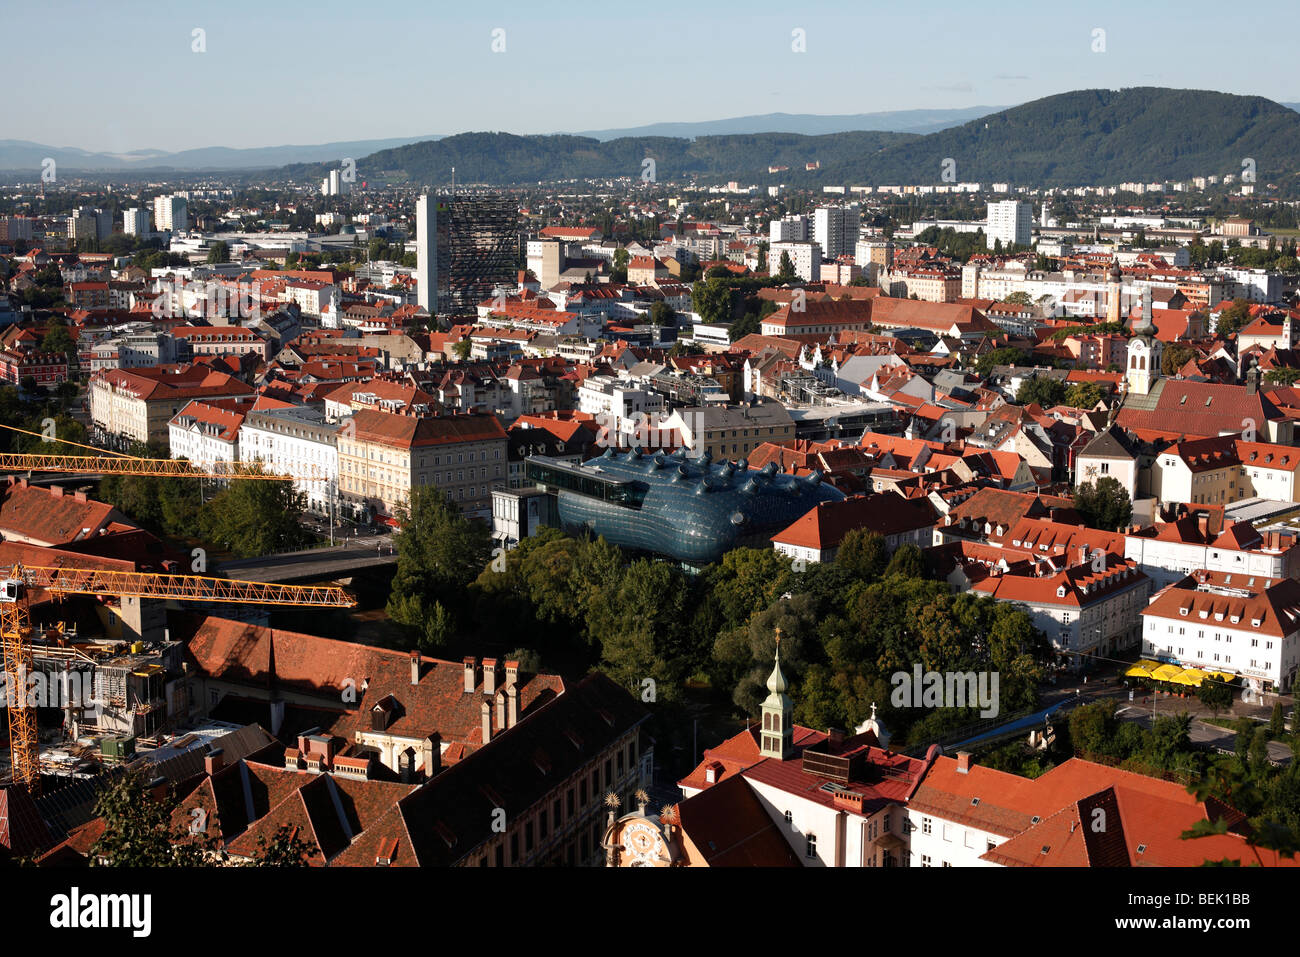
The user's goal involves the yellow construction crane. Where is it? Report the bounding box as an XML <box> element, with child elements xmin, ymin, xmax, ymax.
<box><xmin>0</xmin><ymin>563</ymin><xmax>355</xmax><ymax>794</ymax></box>
<box><xmin>0</xmin><ymin>452</ymin><xmax>322</xmax><ymax>480</ymax></box>
<box><xmin>0</xmin><ymin>422</ymin><xmax>324</xmax><ymax>480</ymax></box>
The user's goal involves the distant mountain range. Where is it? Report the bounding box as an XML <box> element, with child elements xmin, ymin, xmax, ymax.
<box><xmin>6</xmin><ymin>92</ymin><xmax>1300</xmax><ymax>181</ymax></box>
<box><xmin>569</xmin><ymin>107</ymin><xmax>1008</xmax><ymax>140</ymax></box>
<box><xmin>280</xmin><ymin>88</ymin><xmax>1300</xmax><ymax>190</ymax></box>
<box><xmin>0</xmin><ymin>136</ymin><xmax>443</xmax><ymax>173</ymax></box>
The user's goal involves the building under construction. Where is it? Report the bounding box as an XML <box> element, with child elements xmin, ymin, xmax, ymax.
<box><xmin>420</xmin><ymin>194</ymin><xmax>519</xmax><ymax>318</ymax></box>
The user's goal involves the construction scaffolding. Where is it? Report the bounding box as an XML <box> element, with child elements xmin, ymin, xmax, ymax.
<box><xmin>437</xmin><ymin>195</ymin><xmax>519</xmax><ymax>317</ymax></box>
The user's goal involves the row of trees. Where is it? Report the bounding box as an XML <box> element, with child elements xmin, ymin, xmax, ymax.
<box><xmin>384</xmin><ymin>489</ymin><xmax>1054</xmax><ymax>743</ymax></box>
<box><xmin>1063</xmin><ymin>699</ymin><xmax>1300</xmax><ymax>861</ymax></box>
<box><xmin>98</xmin><ymin>443</ymin><xmax>313</xmax><ymax>557</ymax></box>
<box><xmin>1013</xmin><ymin>376</ymin><xmax>1108</xmax><ymax>410</ymax></box>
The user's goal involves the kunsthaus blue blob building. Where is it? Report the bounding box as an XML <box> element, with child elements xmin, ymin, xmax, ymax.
<box><xmin>524</xmin><ymin>447</ymin><xmax>844</xmax><ymax>566</ymax></box>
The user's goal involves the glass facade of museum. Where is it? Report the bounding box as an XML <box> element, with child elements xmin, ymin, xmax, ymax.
<box><xmin>525</xmin><ymin>448</ymin><xmax>844</xmax><ymax>565</ymax></box>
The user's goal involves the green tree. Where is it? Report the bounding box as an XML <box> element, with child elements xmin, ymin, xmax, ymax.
<box><xmin>452</xmin><ymin>339</ymin><xmax>472</xmax><ymax>361</ymax></box>
<box><xmin>199</xmin><ymin>474</ymin><xmax>310</xmax><ymax>557</ymax></box>
<box><xmin>1272</xmin><ymin>701</ymin><xmax>1286</xmax><ymax>739</ymax></box>
<box><xmin>247</xmin><ymin>823</ymin><xmax>318</xmax><ymax>866</ymax></box>
<box><xmin>704</xmin><ymin>548</ymin><xmax>793</xmax><ymax>629</ymax></box>
<box><xmin>1068</xmin><ymin>699</ymin><xmax>1118</xmax><ymax>758</ymax></box>
<box><xmin>649</xmin><ymin>301</ymin><xmax>674</xmax><ymax>326</ymax></box>
<box><xmin>1015</xmin><ymin>376</ymin><xmax>1067</xmax><ymax>408</ymax></box>
<box><xmin>588</xmin><ymin>558</ymin><xmax>689</xmax><ymax>700</ymax></box>
<box><xmin>1004</xmin><ymin>291</ymin><xmax>1033</xmax><ymax>306</ymax></box>
<box><xmin>206</xmin><ymin>240</ymin><xmax>230</xmax><ymax>264</ymax></box>
<box><xmin>611</xmin><ymin>247</ymin><xmax>629</xmax><ymax>283</ymax></box>
<box><xmin>974</xmin><ymin>346</ymin><xmax>1029</xmax><ymax>376</ymax></box>
<box><xmin>1074</xmin><ymin>477</ymin><xmax>1133</xmax><ymax>532</ymax></box>
<box><xmin>1162</xmin><ymin>343</ymin><xmax>1195</xmax><ymax>376</ymax></box>
<box><xmin>883</xmin><ymin>543</ymin><xmax>926</xmax><ymax>579</ymax></box>
<box><xmin>1199</xmin><ymin>678</ymin><xmax>1233</xmax><ymax>716</ymax></box>
<box><xmin>1265</xmin><ymin>368</ymin><xmax>1300</xmax><ymax>386</ymax></box>
<box><xmin>691</xmin><ymin>279</ymin><xmax>733</xmax><ymax>324</ymax></box>
<box><xmin>1214</xmin><ymin>299</ymin><xmax>1252</xmax><ymax>336</ymax></box>
<box><xmin>835</xmin><ymin>529</ymin><xmax>889</xmax><ymax>581</ymax></box>
<box><xmin>1063</xmin><ymin>381</ymin><xmax>1105</xmax><ymax>409</ymax></box>
<box><xmin>90</xmin><ymin>771</ymin><xmax>216</xmax><ymax>866</ymax></box>
<box><xmin>41</xmin><ymin>317</ymin><xmax>76</xmax><ymax>357</ymax></box>
<box><xmin>388</xmin><ymin>486</ymin><xmax>491</xmax><ymax>645</ymax></box>
<box><xmin>776</xmin><ymin>251</ymin><xmax>796</xmax><ymax>283</ymax></box>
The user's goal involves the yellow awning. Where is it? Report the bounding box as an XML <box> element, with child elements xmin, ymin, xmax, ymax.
<box><xmin>1208</xmin><ymin>671</ymin><xmax>1237</xmax><ymax>683</ymax></box>
<box><xmin>1126</xmin><ymin>660</ymin><xmax>1162</xmax><ymax>678</ymax></box>
<box><xmin>1151</xmin><ymin>664</ymin><xmax>1185</xmax><ymax>682</ymax></box>
<box><xmin>1171</xmin><ymin>668</ymin><xmax>1208</xmax><ymax>686</ymax></box>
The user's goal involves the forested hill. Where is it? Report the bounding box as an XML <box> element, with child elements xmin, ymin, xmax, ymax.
<box><xmin>281</xmin><ymin>89</ymin><xmax>1300</xmax><ymax>189</ymax></box>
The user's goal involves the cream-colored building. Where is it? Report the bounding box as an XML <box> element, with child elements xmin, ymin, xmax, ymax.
<box><xmin>1151</xmin><ymin>437</ymin><xmax>1300</xmax><ymax>508</ymax></box>
<box><xmin>337</xmin><ymin>409</ymin><xmax>508</xmax><ymax>522</ymax></box>
<box><xmin>89</xmin><ymin>366</ymin><xmax>253</xmax><ymax>448</ymax></box>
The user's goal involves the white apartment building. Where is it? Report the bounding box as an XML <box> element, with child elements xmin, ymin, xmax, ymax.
<box><xmin>283</xmin><ymin>279</ymin><xmax>340</xmax><ymax>319</ymax></box>
<box><xmin>576</xmin><ymin>375</ymin><xmax>664</xmax><ymax>441</ymax></box>
<box><xmin>972</xmin><ymin>554</ymin><xmax>1151</xmax><ymax>664</ymax></box>
<box><xmin>124</xmin><ymin>208</ymin><xmax>151</xmax><ymax>237</ymax></box>
<box><xmin>88</xmin><ymin>327</ymin><xmax>187</xmax><ymax>372</ymax></box>
<box><xmin>812</xmin><ymin>205</ymin><xmax>860</xmax><ymax>260</ymax></box>
<box><xmin>769</xmin><ymin>240</ymin><xmax>822</xmax><ymax>282</ymax></box>
<box><xmin>322</xmin><ymin>168</ymin><xmax>350</xmax><ymax>196</ymax></box>
<box><xmin>985</xmin><ymin>200</ymin><xmax>1031</xmax><ymax>249</ymax></box>
<box><xmin>1126</xmin><ymin>522</ymin><xmax>1299</xmax><ymax>590</ymax></box>
<box><xmin>153</xmin><ymin>194</ymin><xmax>189</xmax><ymax>232</ymax></box>
<box><xmin>239</xmin><ymin>406</ymin><xmax>340</xmax><ymax>514</ymax></box>
<box><xmin>769</xmin><ymin>215</ymin><xmax>807</xmax><ymax>243</ymax></box>
<box><xmin>906</xmin><ymin>755</ymin><xmax>1005</xmax><ymax>868</ymax></box>
<box><xmin>1223</xmin><ymin>267</ymin><xmax>1282</xmax><ymax>303</ymax></box>
<box><xmin>1151</xmin><ymin>438</ymin><xmax>1300</xmax><ymax>508</ymax></box>
<box><xmin>1141</xmin><ymin>570</ymin><xmax>1300</xmax><ymax>693</ymax></box>
<box><xmin>167</xmin><ymin>399</ymin><xmax>249</xmax><ymax>473</ymax></box>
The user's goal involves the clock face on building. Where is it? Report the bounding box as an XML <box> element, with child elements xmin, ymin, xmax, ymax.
<box><xmin>622</xmin><ymin>821</ymin><xmax>665</xmax><ymax>866</ymax></box>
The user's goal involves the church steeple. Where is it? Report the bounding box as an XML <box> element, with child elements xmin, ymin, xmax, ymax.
<box><xmin>759</xmin><ymin>629</ymin><xmax>794</xmax><ymax>760</ymax></box>
<box><xmin>1125</xmin><ymin>284</ymin><xmax>1162</xmax><ymax>397</ymax></box>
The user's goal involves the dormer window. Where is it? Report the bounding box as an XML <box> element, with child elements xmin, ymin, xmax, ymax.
<box><xmin>1057</xmin><ymin>586</ymin><xmax>1068</xmax><ymax>598</ymax></box>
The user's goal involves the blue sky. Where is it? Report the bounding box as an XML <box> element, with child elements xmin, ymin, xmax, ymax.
<box><xmin>3</xmin><ymin>0</ymin><xmax>1298</xmax><ymax>152</ymax></box>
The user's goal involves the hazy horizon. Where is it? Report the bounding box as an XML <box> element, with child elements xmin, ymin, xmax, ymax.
<box><xmin>2</xmin><ymin>0</ymin><xmax>1297</xmax><ymax>153</ymax></box>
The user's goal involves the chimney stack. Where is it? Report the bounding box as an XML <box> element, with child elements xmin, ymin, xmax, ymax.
<box><xmin>507</xmin><ymin>682</ymin><xmax>519</xmax><ymax>729</ymax></box>
<box><xmin>481</xmin><ymin>701</ymin><xmax>492</xmax><ymax>743</ymax></box>
<box><xmin>410</xmin><ymin>652</ymin><xmax>420</xmax><ymax>686</ymax></box>
<box><xmin>204</xmin><ymin>748</ymin><xmax>224</xmax><ymax>775</ymax></box>
<box><xmin>505</xmin><ymin>659</ymin><xmax>519</xmax><ymax>689</ymax></box>
<box><xmin>495</xmin><ymin>689</ymin><xmax>506</xmax><ymax>733</ymax></box>
<box><xmin>483</xmin><ymin>658</ymin><xmax>500</xmax><ymax>696</ymax></box>
<box><xmin>956</xmin><ymin>751</ymin><xmax>972</xmax><ymax>774</ymax></box>
<box><xmin>463</xmin><ymin>656</ymin><xmax>478</xmax><ymax>694</ymax></box>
